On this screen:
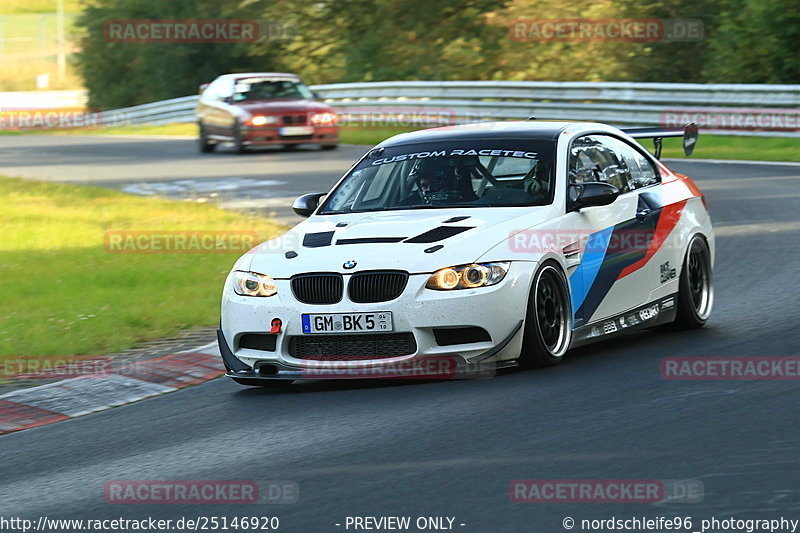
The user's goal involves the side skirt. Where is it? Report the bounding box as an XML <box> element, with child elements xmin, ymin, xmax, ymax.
<box><xmin>570</xmin><ymin>294</ymin><xmax>678</xmax><ymax>348</ymax></box>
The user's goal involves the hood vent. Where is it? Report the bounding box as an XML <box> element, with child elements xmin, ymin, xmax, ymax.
<box><xmin>404</xmin><ymin>226</ymin><xmax>473</xmax><ymax>244</ymax></box>
<box><xmin>337</xmin><ymin>237</ymin><xmax>406</xmax><ymax>245</ymax></box>
<box><xmin>443</xmin><ymin>216</ymin><xmax>471</xmax><ymax>223</ymax></box>
<box><xmin>303</xmin><ymin>231</ymin><xmax>335</xmax><ymax>248</ymax></box>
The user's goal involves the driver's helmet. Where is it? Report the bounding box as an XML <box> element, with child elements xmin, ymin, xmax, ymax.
<box><xmin>409</xmin><ymin>157</ymin><xmax>458</xmax><ymax>199</ymax></box>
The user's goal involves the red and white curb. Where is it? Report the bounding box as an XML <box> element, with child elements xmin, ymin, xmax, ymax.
<box><xmin>0</xmin><ymin>342</ymin><xmax>223</xmax><ymax>436</ymax></box>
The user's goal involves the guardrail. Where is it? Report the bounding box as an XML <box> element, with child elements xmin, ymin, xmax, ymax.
<box><xmin>83</xmin><ymin>81</ymin><xmax>800</xmax><ymax>137</ymax></box>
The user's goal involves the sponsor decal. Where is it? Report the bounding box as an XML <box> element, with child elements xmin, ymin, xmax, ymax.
<box><xmin>586</xmin><ymin>303</ymin><xmax>661</xmax><ymax>339</ymax></box>
<box><xmin>660</xmin><ymin>261</ymin><xmax>677</xmax><ymax>283</ymax></box>
<box><xmin>370</xmin><ymin>149</ymin><xmax>538</xmax><ymax>166</ymax></box>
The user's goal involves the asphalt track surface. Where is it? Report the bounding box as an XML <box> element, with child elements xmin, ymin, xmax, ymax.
<box><xmin>2</xmin><ymin>135</ymin><xmax>800</xmax><ymax>532</ymax></box>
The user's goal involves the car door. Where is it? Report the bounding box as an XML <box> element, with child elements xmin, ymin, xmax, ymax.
<box><xmin>200</xmin><ymin>78</ymin><xmax>235</xmax><ymax>137</ymax></box>
<box><xmin>562</xmin><ymin>134</ymin><xmax>659</xmax><ymax>327</ymax></box>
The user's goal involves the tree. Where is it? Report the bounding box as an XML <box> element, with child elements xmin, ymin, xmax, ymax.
<box><xmin>704</xmin><ymin>0</ymin><xmax>800</xmax><ymax>83</ymax></box>
<box><xmin>76</xmin><ymin>0</ymin><xmax>281</xmax><ymax>109</ymax></box>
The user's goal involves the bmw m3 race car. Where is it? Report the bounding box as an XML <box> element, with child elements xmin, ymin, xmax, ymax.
<box><xmin>218</xmin><ymin>120</ymin><xmax>713</xmax><ymax>386</ymax></box>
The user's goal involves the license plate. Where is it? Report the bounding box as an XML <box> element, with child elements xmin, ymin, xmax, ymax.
<box><xmin>280</xmin><ymin>126</ymin><xmax>314</xmax><ymax>136</ymax></box>
<box><xmin>301</xmin><ymin>312</ymin><xmax>393</xmax><ymax>334</ymax></box>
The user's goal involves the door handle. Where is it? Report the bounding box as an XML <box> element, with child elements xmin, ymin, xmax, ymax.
<box><xmin>635</xmin><ymin>208</ymin><xmax>651</xmax><ymax>221</ymax></box>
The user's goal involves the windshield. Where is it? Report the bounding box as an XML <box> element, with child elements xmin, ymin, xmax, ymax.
<box><xmin>319</xmin><ymin>140</ymin><xmax>555</xmax><ymax>214</ymax></box>
<box><xmin>232</xmin><ymin>77</ymin><xmax>314</xmax><ymax>101</ymax></box>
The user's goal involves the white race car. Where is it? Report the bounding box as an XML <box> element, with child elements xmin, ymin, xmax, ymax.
<box><xmin>218</xmin><ymin>121</ymin><xmax>713</xmax><ymax>386</ymax></box>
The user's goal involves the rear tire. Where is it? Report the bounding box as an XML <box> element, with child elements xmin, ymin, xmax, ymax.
<box><xmin>519</xmin><ymin>262</ymin><xmax>573</xmax><ymax>368</ymax></box>
<box><xmin>675</xmin><ymin>235</ymin><xmax>713</xmax><ymax>328</ymax></box>
<box><xmin>232</xmin><ymin>378</ymin><xmax>294</xmax><ymax>388</ymax></box>
<box><xmin>198</xmin><ymin>123</ymin><xmax>215</xmax><ymax>153</ymax></box>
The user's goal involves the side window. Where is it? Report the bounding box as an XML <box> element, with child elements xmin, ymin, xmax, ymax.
<box><xmin>612</xmin><ymin>139</ymin><xmax>660</xmax><ymax>190</ymax></box>
<box><xmin>569</xmin><ymin>135</ymin><xmax>629</xmax><ymax>191</ymax></box>
<box><xmin>569</xmin><ymin>135</ymin><xmax>659</xmax><ymax>193</ymax></box>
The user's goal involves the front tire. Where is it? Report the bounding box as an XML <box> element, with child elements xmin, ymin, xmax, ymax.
<box><xmin>519</xmin><ymin>262</ymin><xmax>573</xmax><ymax>368</ymax></box>
<box><xmin>675</xmin><ymin>235</ymin><xmax>713</xmax><ymax>328</ymax></box>
<box><xmin>198</xmin><ymin>123</ymin><xmax>215</xmax><ymax>153</ymax></box>
<box><xmin>232</xmin><ymin>123</ymin><xmax>247</xmax><ymax>154</ymax></box>
<box><xmin>321</xmin><ymin>144</ymin><xmax>338</xmax><ymax>150</ymax></box>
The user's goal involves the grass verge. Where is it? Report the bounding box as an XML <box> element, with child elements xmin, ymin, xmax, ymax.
<box><xmin>8</xmin><ymin>122</ymin><xmax>796</xmax><ymax>162</ymax></box>
<box><xmin>0</xmin><ymin>176</ymin><xmax>287</xmax><ymax>359</ymax></box>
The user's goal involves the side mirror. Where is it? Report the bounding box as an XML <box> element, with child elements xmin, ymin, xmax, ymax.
<box><xmin>311</xmin><ymin>91</ymin><xmax>321</xmax><ymax>99</ymax></box>
<box><xmin>568</xmin><ymin>182</ymin><xmax>620</xmax><ymax>211</ymax></box>
<box><xmin>199</xmin><ymin>82</ymin><xmax>210</xmax><ymax>95</ymax></box>
<box><xmin>292</xmin><ymin>192</ymin><xmax>326</xmax><ymax>217</ymax></box>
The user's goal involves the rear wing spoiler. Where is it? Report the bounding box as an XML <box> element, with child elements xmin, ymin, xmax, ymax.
<box><xmin>620</xmin><ymin>123</ymin><xmax>698</xmax><ymax>159</ymax></box>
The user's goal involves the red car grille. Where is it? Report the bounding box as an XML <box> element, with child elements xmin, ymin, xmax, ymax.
<box><xmin>282</xmin><ymin>115</ymin><xmax>307</xmax><ymax>125</ymax></box>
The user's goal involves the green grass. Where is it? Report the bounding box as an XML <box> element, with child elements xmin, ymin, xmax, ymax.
<box><xmin>0</xmin><ymin>176</ymin><xmax>287</xmax><ymax>359</ymax></box>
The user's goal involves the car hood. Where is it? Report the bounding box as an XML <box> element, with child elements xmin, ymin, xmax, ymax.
<box><xmin>235</xmin><ymin>99</ymin><xmax>331</xmax><ymax>115</ymax></box>
<box><xmin>245</xmin><ymin>207</ymin><xmax>557</xmax><ymax>278</ymax></box>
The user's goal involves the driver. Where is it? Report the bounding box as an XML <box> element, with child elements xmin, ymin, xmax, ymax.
<box><xmin>404</xmin><ymin>157</ymin><xmax>476</xmax><ymax>205</ymax></box>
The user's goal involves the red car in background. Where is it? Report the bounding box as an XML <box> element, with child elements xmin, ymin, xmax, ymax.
<box><xmin>196</xmin><ymin>72</ymin><xmax>339</xmax><ymax>153</ymax></box>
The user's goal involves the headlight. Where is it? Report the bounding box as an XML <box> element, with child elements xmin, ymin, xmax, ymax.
<box><xmin>310</xmin><ymin>112</ymin><xmax>337</xmax><ymax>125</ymax></box>
<box><xmin>232</xmin><ymin>271</ymin><xmax>277</xmax><ymax>297</ymax></box>
<box><xmin>248</xmin><ymin>115</ymin><xmax>276</xmax><ymax>126</ymax></box>
<box><xmin>426</xmin><ymin>262</ymin><xmax>510</xmax><ymax>290</ymax></box>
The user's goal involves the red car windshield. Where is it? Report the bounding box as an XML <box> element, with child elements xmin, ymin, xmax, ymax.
<box><xmin>232</xmin><ymin>78</ymin><xmax>314</xmax><ymax>101</ymax></box>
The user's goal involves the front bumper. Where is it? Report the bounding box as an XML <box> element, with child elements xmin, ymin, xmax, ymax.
<box><xmin>218</xmin><ymin>328</ymin><xmax>516</xmax><ymax>381</ymax></box>
<box><xmin>242</xmin><ymin>125</ymin><xmax>338</xmax><ymax>146</ymax></box>
<box><xmin>219</xmin><ymin>263</ymin><xmax>536</xmax><ymax>379</ymax></box>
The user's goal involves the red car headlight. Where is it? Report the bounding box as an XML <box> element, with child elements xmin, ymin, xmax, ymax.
<box><xmin>310</xmin><ymin>112</ymin><xmax>337</xmax><ymax>126</ymax></box>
